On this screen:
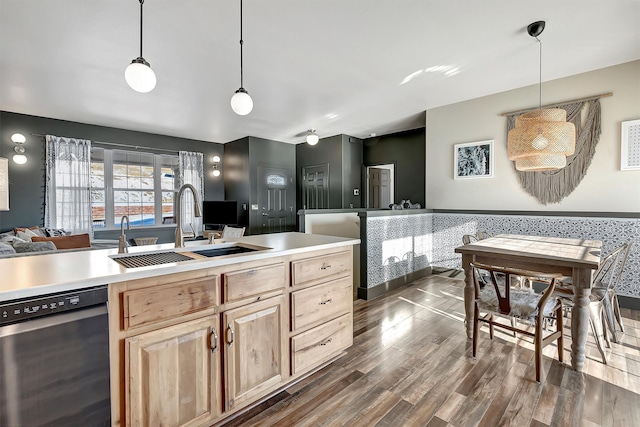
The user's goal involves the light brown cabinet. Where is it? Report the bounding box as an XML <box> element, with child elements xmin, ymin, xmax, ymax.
<box><xmin>126</xmin><ymin>316</ymin><xmax>221</xmax><ymax>427</ymax></box>
<box><xmin>222</xmin><ymin>295</ymin><xmax>286</xmax><ymax>411</ymax></box>
<box><xmin>110</xmin><ymin>246</ymin><xmax>354</xmax><ymax>426</ymax></box>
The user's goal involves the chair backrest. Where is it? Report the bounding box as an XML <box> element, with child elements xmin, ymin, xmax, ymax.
<box><xmin>471</xmin><ymin>262</ymin><xmax>562</xmax><ymax>316</ymax></box>
<box><xmin>594</xmin><ymin>242</ymin><xmax>632</xmax><ymax>290</ymax></box>
<box><xmin>462</xmin><ymin>234</ymin><xmax>479</xmax><ymax>245</ymax></box>
<box><xmin>475</xmin><ymin>231</ymin><xmax>490</xmax><ymax>240</ymax></box>
<box><xmin>221</xmin><ymin>225</ymin><xmax>245</xmax><ymax>238</ymax></box>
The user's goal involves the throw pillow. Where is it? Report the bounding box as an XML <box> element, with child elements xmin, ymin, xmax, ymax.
<box><xmin>13</xmin><ymin>241</ymin><xmax>57</xmax><ymax>253</ymax></box>
<box><xmin>32</xmin><ymin>233</ymin><xmax>91</xmax><ymax>249</ymax></box>
<box><xmin>0</xmin><ymin>235</ymin><xmax>26</xmax><ymax>245</ymax></box>
<box><xmin>44</xmin><ymin>227</ymin><xmax>70</xmax><ymax>237</ymax></box>
<box><xmin>14</xmin><ymin>226</ymin><xmax>45</xmax><ymax>236</ymax></box>
<box><xmin>0</xmin><ymin>242</ymin><xmax>16</xmax><ymax>254</ymax></box>
<box><xmin>17</xmin><ymin>229</ymin><xmax>39</xmax><ymax>242</ymax></box>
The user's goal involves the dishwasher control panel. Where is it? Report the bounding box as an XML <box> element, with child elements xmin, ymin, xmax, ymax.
<box><xmin>0</xmin><ymin>286</ymin><xmax>107</xmax><ymax>326</ymax></box>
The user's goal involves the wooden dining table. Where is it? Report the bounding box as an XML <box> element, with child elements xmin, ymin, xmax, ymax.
<box><xmin>455</xmin><ymin>234</ymin><xmax>602</xmax><ymax>372</ymax></box>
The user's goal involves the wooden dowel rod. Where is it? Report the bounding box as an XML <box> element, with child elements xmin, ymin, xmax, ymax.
<box><xmin>500</xmin><ymin>92</ymin><xmax>613</xmax><ymax>117</ymax></box>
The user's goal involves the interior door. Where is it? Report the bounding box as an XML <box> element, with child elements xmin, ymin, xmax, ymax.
<box><xmin>302</xmin><ymin>164</ymin><xmax>329</xmax><ymax>209</ymax></box>
<box><xmin>257</xmin><ymin>165</ymin><xmax>294</xmax><ymax>234</ymax></box>
<box><xmin>368</xmin><ymin>168</ymin><xmax>390</xmax><ymax>208</ymax></box>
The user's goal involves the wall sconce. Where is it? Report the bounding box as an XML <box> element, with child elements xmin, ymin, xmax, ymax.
<box><xmin>0</xmin><ymin>157</ymin><xmax>8</xmax><ymax>211</ymax></box>
<box><xmin>212</xmin><ymin>155</ymin><xmax>221</xmax><ymax>177</ymax></box>
<box><xmin>11</xmin><ymin>133</ymin><xmax>27</xmax><ymax>164</ymax></box>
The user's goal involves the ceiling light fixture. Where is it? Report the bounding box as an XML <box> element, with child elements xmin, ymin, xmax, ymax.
<box><xmin>306</xmin><ymin>129</ymin><xmax>319</xmax><ymax>145</ymax></box>
<box><xmin>507</xmin><ymin>21</ymin><xmax>575</xmax><ymax>172</ymax></box>
<box><xmin>11</xmin><ymin>133</ymin><xmax>27</xmax><ymax>165</ymax></box>
<box><xmin>230</xmin><ymin>0</ymin><xmax>253</xmax><ymax>115</ymax></box>
<box><xmin>125</xmin><ymin>0</ymin><xmax>156</xmax><ymax>93</ymax></box>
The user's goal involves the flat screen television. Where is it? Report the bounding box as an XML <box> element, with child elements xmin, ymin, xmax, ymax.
<box><xmin>203</xmin><ymin>201</ymin><xmax>238</xmax><ymax>226</ymax></box>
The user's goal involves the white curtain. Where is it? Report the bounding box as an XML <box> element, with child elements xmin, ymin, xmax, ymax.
<box><xmin>178</xmin><ymin>151</ymin><xmax>204</xmax><ymax>236</ymax></box>
<box><xmin>44</xmin><ymin>135</ymin><xmax>93</xmax><ymax>238</ymax></box>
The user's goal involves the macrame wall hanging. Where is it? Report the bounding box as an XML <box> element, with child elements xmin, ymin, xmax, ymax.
<box><xmin>505</xmin><ymin>95</ymin><xmax>607</xmax><ymax>205</ymax></box>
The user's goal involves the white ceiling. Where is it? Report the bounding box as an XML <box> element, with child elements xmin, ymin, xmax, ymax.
<box><xmin>1</xmin><ymin>1</ymin><xmax>639</xmax><ymax>144</ymax></box>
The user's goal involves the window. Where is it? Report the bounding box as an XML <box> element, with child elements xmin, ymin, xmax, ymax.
<box><xmin>91</xmin><ymin>148</ymin><xmax>179</xmax><ymax>229</ymax></box>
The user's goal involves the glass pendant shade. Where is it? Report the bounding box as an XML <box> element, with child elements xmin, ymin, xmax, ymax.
<box><xmin>231</xmin><ymin>89</ymin><xmax>253</xmax><ymax>115</ymax></box>
<box><xmin>306</xmin><ymin>133</ymin><xmax>319</xmax><ymax>145</ymax></box>
<box><xmin>125</xmin><ymin>58</ymin><xmax>156</xmax><ymax>93</ymax></box>
<box><xmin>13</xmin><ymin>154</ymin><xmax>27</xmax><ymax>165</ymax></box>
<box><xmin>507</xmin><ymin>108</ymin><xmax>576</xmax><ymax>171</ymax></box>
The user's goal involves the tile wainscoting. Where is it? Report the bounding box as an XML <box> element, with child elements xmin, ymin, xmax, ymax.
<box><xmin>431</xmin><ymin>212</ymin><xmax>640</xmax><ymax>299</ymax></box>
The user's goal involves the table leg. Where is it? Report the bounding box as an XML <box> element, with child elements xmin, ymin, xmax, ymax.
<box><xmin>462</xmin><ymin>254</ymin><xmax>474</xmax><ymax>339</ymax></box>
<box><xmin>571</xmin><ymin>268</ymin><xmax>593</xmax><ymax>371</ymax></box>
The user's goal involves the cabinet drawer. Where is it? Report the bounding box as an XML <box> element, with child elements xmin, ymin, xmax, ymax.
<box><xmin>291</xmin><ymin>251</ymin><xmax>351</xmax><ymax>287</ymax></box>
<box><xmin>291</xmin><ymin>277</ymin><xmax>351</xmax><ymax>332</ymax></box>
<box><xmin>224</xmin><ymin>263</ymin><xmax>285</xmax><ymax>302</ymax></box>
<box><xmin>123</xmin><ymin>276</ymin><xmax>219</xmax><ymax>330</ymax></box>
<box><xmin>291</xmin><ymin>313</ymin><xmax>352</xmax><ymax>375</ymax></box>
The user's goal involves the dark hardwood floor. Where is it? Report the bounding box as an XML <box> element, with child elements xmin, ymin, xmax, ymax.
<box><xmin>225</xmin><ymin>274</ymin><xmax>640</xmax><ymax>426</ymax></box>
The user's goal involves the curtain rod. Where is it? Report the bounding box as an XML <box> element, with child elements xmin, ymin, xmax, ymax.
<box><xmin>500</xmin><ymin>92</ymin><xmax>613</xmax><ymax>117</ymax></box>
<box><xmin>30</xmin><ymin>133</ymin><xmax>179</xmax><ymax>154</ymax></box>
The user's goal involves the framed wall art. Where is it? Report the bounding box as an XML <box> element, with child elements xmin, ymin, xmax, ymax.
<box><xmin>454</xmin><ymin>140</ymin><xmax>494</xmax><ymax>179</ymax></box>
<box><xmin>621</xmin><ymin>119</ymin><xmax>640</xmax><ymax>171</ymax></box>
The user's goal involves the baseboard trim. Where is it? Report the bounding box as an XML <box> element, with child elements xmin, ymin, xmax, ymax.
<box><xmin>357</xmin><ymin>267</ymin><xmax>432</xmax><ymax>300</ymax></box>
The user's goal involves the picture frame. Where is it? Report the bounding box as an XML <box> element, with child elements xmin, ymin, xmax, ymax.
<box><xmin>454</xmin><ymin>140</ymin><xmax>494</xmax><ymax>179</ymax></box>
<box><xmin>621</xmin><ymin>119</ymin><xmax>640</xmax><ymax>171</ymax></box>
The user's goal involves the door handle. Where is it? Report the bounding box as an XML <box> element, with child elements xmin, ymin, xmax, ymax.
<box><xmin>210</xmin><ymin>328</ymin><xmax>218</xmax><ymax>352</ymax></box>
<box><xmin>226</xmin><ymin>323</ymin><xmax>234</xmax><ymax>346</ymax></box>
<box><xmin>262</xmin><ymin>212</ymin><xmax>269</xmax><ymax>216</ymax></box>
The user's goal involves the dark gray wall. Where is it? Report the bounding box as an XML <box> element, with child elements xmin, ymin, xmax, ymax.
<box><xmin>363</xmin><ymin>128</ymin><xmax>425</xmax><ymax>207</ymax></box>
<box><xmin>224</xmin><ymin>136</ymin><xmax>297</xmax><ymax>235</ymax></box>
<box><xmin>0</xmin><ymin>111</ymin><xmax>224</xmax><ymax>239</ymax></box>
<box><xmin>341</xmin><ymin>135</ymin><xmax>363</xmax><ymax>208</ymax></box>
<box><xmin>296</xmin><ymin>135</ymin><xmax>344</xmax><ymax>211</ymax></box>
<box><xmin>223</xmin><ymin>137</ymin><xmax>251</xmax><ymax>231</ymax></box>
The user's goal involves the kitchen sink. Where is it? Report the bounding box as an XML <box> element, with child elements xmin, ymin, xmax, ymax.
<box><xmin>191</xmin><ymin>246</ymin><xmax>259</xmax><ymax>257</ymax></box>
<box><xmin>110</xmin><ymin>244</ymin><xmax>266</xmax><ymax>268</ymax></box>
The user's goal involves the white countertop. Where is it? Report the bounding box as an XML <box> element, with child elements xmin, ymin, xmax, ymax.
<box><xmin>0</xmin><ymin>232</ymin><xmax>360</xmax><ymax>302</ymax></box>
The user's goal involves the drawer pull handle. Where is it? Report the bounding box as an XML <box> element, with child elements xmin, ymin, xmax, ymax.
<box><xmin>319</xmin><ymin>298</ymin><xmax>332</xmax><ymax>305</ymax></box>
<box><xmin>319</xmin><ymin>338</ymin><xmax>332</xmax><ymax>346</ymax></box>
<box><xmin>211</xmin><ymin>328</ymin><xmax>218</xmax><ymax>352</ymax></box>
<box><xmin>320</xmin><ymin>264</ymin><xmax>332</xmax><ymax>270</ymax></box>
<box><xmin>226</xmin><ymin>323</ymin><xmax>234</xmax><ymax>346</ymax></box>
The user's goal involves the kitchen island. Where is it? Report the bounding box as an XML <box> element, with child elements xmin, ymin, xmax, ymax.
<box><xmin>0</xmin><ymin>232</ymin><xmax>359</xmax><ymax>426</ymax></box>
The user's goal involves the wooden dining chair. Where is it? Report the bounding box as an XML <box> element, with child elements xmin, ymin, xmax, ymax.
<box><xmin>221</xmin><ymin>225</ymin><xmax>246</xmax><ymax>239</ymax></box>
<box><xmin>462</xmin><ymin>234</ymin><xmax>479</xmax><ymax>245</ymax></box>
<box><xmin>554</xmin><ymin>242</ymin><xmax>631</xmax><ymax>358</ymax></box>
<box><xmin>471</xmin><ymin>262</ymin><xmax>564</xmax><ymax>382</ymax></box>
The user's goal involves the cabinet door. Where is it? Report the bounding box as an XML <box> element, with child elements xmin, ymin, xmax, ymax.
<box><xmin>223</xmin><ymin>295</ymin><xmax>286</xmax><ymax>411</ymax></box>
<box><xmin>126</xmin><ymin>316</ymin><xmax>221</xmax><ymax>427</ymax></box>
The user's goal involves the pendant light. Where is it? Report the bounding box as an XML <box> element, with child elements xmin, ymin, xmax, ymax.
<box><xmin>230</xmin><ymin>0</ymin><xmax>253</xmax><ymax>115</ymax></box>
<box><xmin>306</xmin><ymin>129</ymin><xmax>319</xmax><ymax>145</ymax></box>
<box><xmin>125</xmin><ymin>0</ymin><xmax>157</xmax><ymax>93</ymax></box>
<box><xmin>507</xmin><ymin>21</ymin><xmax>575</xmax><ymax>171</ymax></box>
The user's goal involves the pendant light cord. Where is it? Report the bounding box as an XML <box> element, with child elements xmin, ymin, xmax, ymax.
<box><xmin>239</xmin><ymin>0</ymin><xmax>244</xmax><ymax>89</ymax></box>
<box><xmin>139</xmin><ymin>0</ymin><xmax>144</xmax><ymax>58</ymax></box>
<box><xmin>536</xmin><ymin>36</ymin><xmax>542</xmax><ymax>110</ymax></box>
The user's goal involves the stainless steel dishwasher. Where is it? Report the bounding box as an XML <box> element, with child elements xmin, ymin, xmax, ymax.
<box><xmin>0</xmin><ymin>286</ymin><xmax>110</xmax><ymax>426</ymax></box>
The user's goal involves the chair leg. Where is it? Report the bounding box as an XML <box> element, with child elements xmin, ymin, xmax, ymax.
<box><xmin>602</xmin><ymin>293</ymin><xmax>619</xmax><ymax>344</ymax></box>
<box><xmin>535</xmin><ymin>320</ymin><xmax>542</xmax><ymax>383</ymax></box>
<box><xmin>611</xmin><ymin>290</ymin><xmax>625</xmax><ymax>333</ymax></box>
<box><xmin>489</xmin><ymin>314</ymin><xmax>494</xmax><ymax>340</ymax></box>
<box><xmin>556</xmin><ymin>304</ymin><xmax>564</xmax><ymax>364</ymax></box>
<box><xmin>588</xmin><ymin>303</ymin><xmax>608</xmax><ymax>364</ymax></box>
<box><xmin>472</xmin><ymin>303</ymin><xmax>479</xmax><ymax>358</ymax></box>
